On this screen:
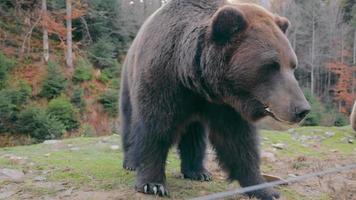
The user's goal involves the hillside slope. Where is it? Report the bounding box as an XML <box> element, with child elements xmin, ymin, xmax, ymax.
<box><xmin>0</xmin><ymin>126</ymin><xmax>355</xmax><ymax>200</ymax></box>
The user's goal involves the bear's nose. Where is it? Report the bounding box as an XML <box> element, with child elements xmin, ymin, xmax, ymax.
<box><xmin>294</xmin><ymin>106</ymin><xmax>311</xmax><ymax>122</ymax></box>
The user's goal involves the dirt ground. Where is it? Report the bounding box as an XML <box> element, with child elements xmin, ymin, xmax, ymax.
<box><xmin>0</xmin><ymin>126</ymin><xmax>355</xmax><ymax>200</ymax></box>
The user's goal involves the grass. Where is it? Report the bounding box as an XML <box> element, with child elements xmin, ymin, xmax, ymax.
<box><xmin>0</xmin><ymin>126</ymin><xmax>355</xmax><ymax>199</ymax></box>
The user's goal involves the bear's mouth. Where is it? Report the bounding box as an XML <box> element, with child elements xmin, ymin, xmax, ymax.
<box><xmin>264</xmin><ymin>106</ymin><xmax>295</xmax><ymax>125</ymax></box>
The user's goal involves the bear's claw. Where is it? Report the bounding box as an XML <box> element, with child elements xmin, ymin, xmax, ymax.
<box><xmin>138</xmin><ymin>183</ymin><xmax>169</xmax><ymax>196</ymax></box>
<box><xmin>182</xmin><ymin>170</ymin><xmax>212</xmax><ymax>181</ymax></box>
<box><xmin>247</xmin><ymin>188</ymin><xmax>280</xmax><ymax>200</ymax></box>
<box><xmin>123</xmin><ymin>161</ymin><xmax>136</xmax><ymax>171</ymax></box>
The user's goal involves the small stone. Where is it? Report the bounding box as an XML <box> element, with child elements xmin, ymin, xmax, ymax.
<box><xmin>44</xmin><ymin>153</ymin><xmax>51</xmax><ymax>157</ymax></box>
<box><xmin>110</xmin><ymin>145</ymin><xmax>119</xmax><ymax>150</ymax></box>
<box><xmin>325</xmin><ymin>131</ymin><xmax>335</xmax><ymax>137</ymax></box>
<box><xmin>70</xmin><ymin>147</ymin><xmax>80</xmax><ymax>151</ymax></box>
<box><xmin>288</xmin><ymin>174</ymin><xmax>297</xmax><ymax>178</ymax></box>
<box><xmin>60</xmin><ymin>188</ymin><xmax>74</xmax><ymax>197</ymax></box>
<box><xmin>9</xmin><ymin>156</ymin><xmax>27</xmax><ymax>165</ymax></box>
<box><xmin>43</xmin><ymin>140</ymin><xmax>61</xmax><ymax>145</ymax></box>
<box><xmin>330</xmin><ymin>149</ymin><xmax>339</xmax><ymax>153</ymax></box>
<box><xmin>261</xmin><ymin>151</ymin><xmax>277</xmax><ymax>162</ymax></box>
<box><xmin>0</xmin><ymin>168</ymin><xmax>25</xmax><ymax>183</ymax></box>
<box><xmin>0</xmin><ymin>190</ymin><xmax>18</xmax><ymax>199</ymax></box>
<box><xmin>272</xmin><ymin>143</ymin><xmax>286</xmax><ymax>150</ymax></box>
<box><xmin>287</xmin><ymin>128</ymin><xmax>295</xmax><ymax>133</ymax></box>
<box><xmin>348</xmin><ymin>139</ymin><xmax>354</xmax><ymax>144</ymax></box>
<box><xmin>34</xmin><ymin>176</ymin><xmax>46</xmax><ymax>182</ymax></box>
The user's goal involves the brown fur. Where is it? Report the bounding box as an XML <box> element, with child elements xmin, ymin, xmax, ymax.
<box><xmin>351</xmin><ymin>101</ymin><xmax>356</xmax><ymax>132</ymax></box>
<box><xmin>119</xmin><ymin>1</ymin><xmax>310</xmax><ymax>199</ymax></box>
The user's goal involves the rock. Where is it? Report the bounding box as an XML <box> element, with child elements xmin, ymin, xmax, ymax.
<box><xmin>43</xmin><ymin>140</ymin><xmax>61</xmax><ymax>144</ymax></box>
<box><xmin>8</xmin><ymin>156</ymin><xmax>27</xmax><ymax>165</ymax></box>
<box><xmin>0</xmin><ymin>168</ymin><xmax>25</xmax><ymax>183</ymax></box>
<box><xmin>70</xmin><ymin>147</ymin><xmax>80</xmax><ymax>151</ymax></box>
<box><xmin>299</xmin><ymin>135</ymin><xmax>312</xmax><ymax>142</ymax></box>
<box><xmin>110</xmin><ymin>145</ymin><xmax>119</xmax><ymax>150</ymax></box>
<box><xmin>261</xmin><ymin>151</ymin><xmax>277</xmax><ymax>162</ymax></box>
<box><xmin>325</xmin><ymin>131</ymin><xmax>335</xmax><ymax>137</ymax></box>
<box><xmin>287</xmin><ymin>128</ymin><xmax>295</xmax><ymax>133</ymax></box>
<box><xmin>34</xmin><ymin>176</ymin><xmax>46</xmax><ymax>182</ymax></box>
<box><xmin>348</xmin><ymin>139</ymin><xmax>354</xmax><ymax>144</ymax></box>
<box><xmin>44</xmin><ymin>153</ymin><xmax>51</xmax><ymax>157</ymax></box>
<box><xmin>272</xmin><ymin>143</ymin><xmax>286</xmax><ymax>150</ymax></box>
<box><xmin>288</xmin><ymin>174</ymin><xmax>298</xmax><ymax>178</ymax></box>
<box><xmin>60</xmin><ymin>188</ymin><xmax>74</xmax><ymax>197</ymax></box>
<box><xmin>0</xmin><ymin>190</ymin><xmax>17</xmax><ymax>199</ymax></box>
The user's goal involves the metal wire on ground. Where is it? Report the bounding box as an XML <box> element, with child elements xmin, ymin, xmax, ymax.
<box><xmin>190</xmin><ymin>163</ymin><xmax>356</xmax><ymax>200</ymax></box>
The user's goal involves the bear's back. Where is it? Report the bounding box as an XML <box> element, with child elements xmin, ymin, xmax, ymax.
<box><xmin>123</xmin><ymin>0</ymin><xmax>226</xmax><ymax>88</ymax></box>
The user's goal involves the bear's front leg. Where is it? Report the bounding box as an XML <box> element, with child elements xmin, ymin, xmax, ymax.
<box><xmin>206</xmin><ymin>104</ymin><xmax>280</xmax><ymax>200</ymax></box>
<box><xmin>131</xmin><ymin>119</ymin><xmax>171</xmax><ymax>196</ymax></box>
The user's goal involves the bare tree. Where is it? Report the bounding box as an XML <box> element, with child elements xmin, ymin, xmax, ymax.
<box><xmin>42</xmin><ymin>0</ymin><xmax>49</xmax><ymax>62</ymax></box>
<box><xmin>66</xmin><ymin>0</ymin><xmax>73</xmax><ymax>68</ymax></box>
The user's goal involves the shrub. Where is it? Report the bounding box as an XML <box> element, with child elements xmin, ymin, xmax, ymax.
<box><xmin>79</xmin><ymin>123</ymin><xmax>96</xmax><ymax>137</ymax></box>
<box><xmin>17</xmin><ymin>107</ymin><xmax>65</xmax><ymax>141</ymax></box>
<box><xmin>109</xmin><ymin>78</ymin><xmax>120</xmax><ymax>89</ymax></box>
<box><xmin>302</xmin><ymin>89</ymin><xmax>322</xmax><ymax>126</ymax></box>
<box><xmin>333</xmin><ymin>113</ymin><xmax>348</xmax><ymax>127</ymax></box>
<box><xmin>88</xmin><ymin>37</ymin><xmax>117</xmax><ymax>68</ymax></box>
<box><xmin>102</xmin><ymin>64</ymin><xmax>120</xmax><ymax>79</ymax></box>
<box><xmin>0</xmin><ymin>52</ymin><xmax>16</xmax><ymax>89</ymax></box>
<box><xmin>98</xmin><ymin>89</ymin><xmax>118</xmax><ymax>117</ymax></box>
<box><xmin>0</xmin><ymin>93</ymin><xmax>17</xmax><ymax>133</ymax></box>
<box><xmin>98</xmin><ymin>73</ymin><xmax>110</xmax><ymax>84</ymax></box>
<box><xmin>47</xmin><ymin>97</ymin><xmax>80</xmax><ymax>131</ymax></box>
<box><xmin>0</xmin><ymin>85</ymin><xmax>31</xmax><ymax>133</ymax></box>
<box><xmin>72</xmin><ymin>58</ymin><xmax>93</xmax><ymax>83</ymax></box>
<box><xmin>71</xmin><ymin>87</ymin><xmax>86</xmax><ymax>112</ymax></box>
<box><xmin>40</xmin><ymin>61</ymin><xmax>67</xmax><ymax>99</ymax></box>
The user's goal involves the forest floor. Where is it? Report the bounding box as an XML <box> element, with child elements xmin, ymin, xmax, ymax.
<box><xmin>0</xmin><ymin>126</ymin><xmax>355</xmax><ymax>200</ymax></box>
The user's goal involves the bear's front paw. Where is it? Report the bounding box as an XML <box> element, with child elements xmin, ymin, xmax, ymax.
<box><xmin>182</xmin><ymin>170</ymin><xmax>212</xmax><ymax>181</ymax></box>
<box><xmin>247</xmin><ymin>188</ymin><xmax>280</xmax><ymax>200</ymax></box>
<box><xmin>123</xmin><ymin>160</ymin><xmax>136</xmax><ymax>171</ymax></box>
<box><xmin>136</xmin><ymin>183</ymin><xmax>169</xmax><ymax>196</ymax></box>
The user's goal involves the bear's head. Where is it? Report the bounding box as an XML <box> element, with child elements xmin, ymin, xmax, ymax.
<box><xmin>203</xmin><ymin>3</ymin><xmax>310</xmax><ymax>124</ymax></box>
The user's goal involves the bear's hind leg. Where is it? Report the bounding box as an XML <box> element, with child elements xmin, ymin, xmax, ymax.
<box><xmin>207</xmin><ymin>104</ymin><xmax>280</xmax><ymax>200</ymax></box>
<box><xmin>178</xmin><ymin>122</ymin><xmax>212</xmax><ymax>181</ymax></box>
<box><xmin>120</xmin><ymin>75</ymin><xmax>136</xmax><ymax>171</ymax></box>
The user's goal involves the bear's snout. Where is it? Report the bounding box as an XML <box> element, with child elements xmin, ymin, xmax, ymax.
<box><xmin>294</xmin><ymin>104</ymin><xmax>311</xmax><ymax>122</ymax></box>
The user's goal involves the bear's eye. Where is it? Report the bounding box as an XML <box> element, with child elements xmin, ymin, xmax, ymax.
<box><xmin>263</xmin><ymin>61</ymin><xmax>280</xmax><ymax>71</ymax></box>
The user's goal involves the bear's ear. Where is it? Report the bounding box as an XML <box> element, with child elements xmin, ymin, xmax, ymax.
<box><xmin>276</xmin><ymin>16</ymin><xmax>290</xmax><ymax>34</ymax></box>
<box><xmin>210</xmin><ymin>6</ymin><xmax>247</xmax><ymax>44</ymax></box>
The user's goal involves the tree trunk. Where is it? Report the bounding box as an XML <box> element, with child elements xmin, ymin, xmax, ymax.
<box><xmin>353</xmin><ymin>29</ymin><xmax>356</xmax><ymax>96</ymax></box>
<box><xmin>66</xmin><ymin>0</ymin><xmax>73</xmax><ymax>68</ymax></box>
<box><xmin>311</xmin><ymin>7</ymin><xmax>315</xmax><ymax>96</ymax></box>
<box><xmin>42</xmin><ymin>0</ymin><xmax>49</xmax><ymax>63</ymax></box>
<box><xmin>341</xmin><ymin>24</ymin><xmax>344</xmax><ymax>64</ymax></box>
<box><xmin>143</xmin><ymin>0</ymin><xmax>147</xmax><ymax>19</ymax></box>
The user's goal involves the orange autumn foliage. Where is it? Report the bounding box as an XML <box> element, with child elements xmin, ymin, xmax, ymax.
<box><xmin>326</xmin><ymin>62</ymin><xmax>356</xmax><ymax>113</ymax></box>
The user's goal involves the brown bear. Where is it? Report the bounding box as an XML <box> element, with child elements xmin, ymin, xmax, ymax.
<box><xmin>119</xmin><ymin>0</ymin><xmax>310</xmax><ymax>199</ymax></box>
<box><xmin>351</xmin><ymin>101</ymin><xmax>356</xmax><ymax>132</ymax></box>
